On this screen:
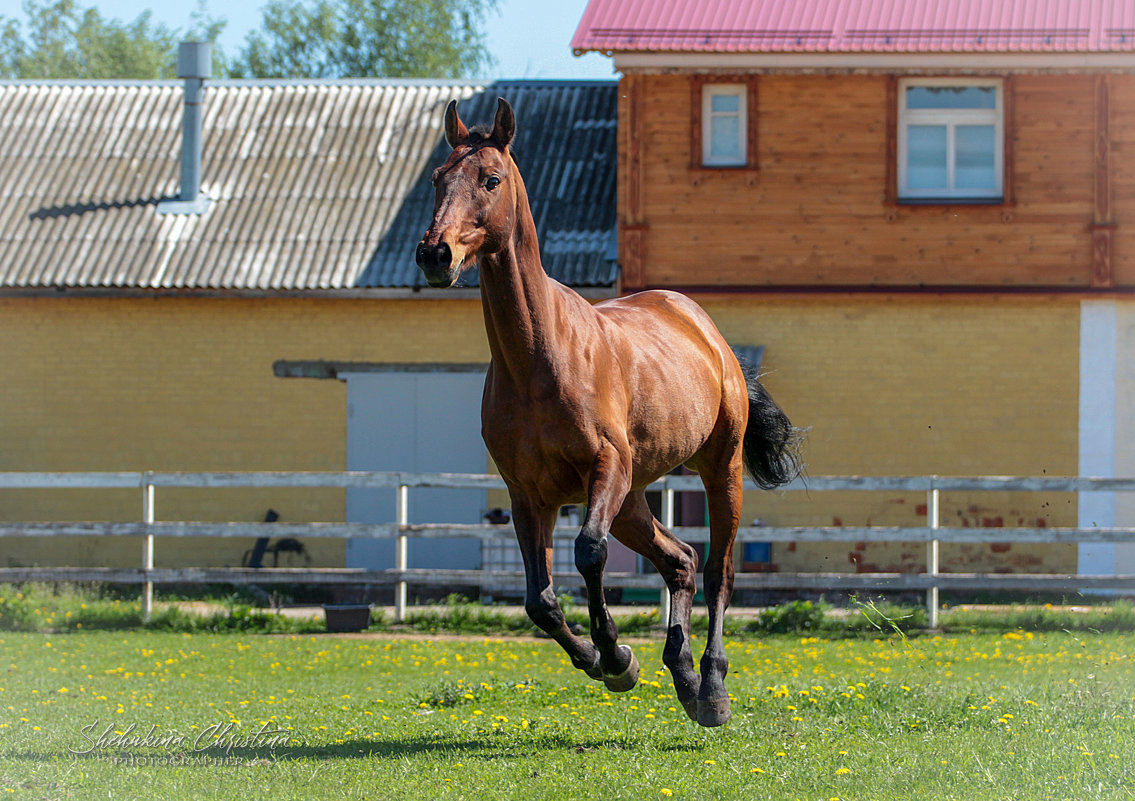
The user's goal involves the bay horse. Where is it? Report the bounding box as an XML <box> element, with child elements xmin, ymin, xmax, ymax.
<box><xmin>416</xmin><ymin>98</ymin><xmax>802</xmax><ymax>727</ymax></box>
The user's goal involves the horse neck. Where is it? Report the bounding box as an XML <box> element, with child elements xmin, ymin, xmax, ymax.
<box><xmin>478</xmin><ymin>166</ymin><xmax>562</xmax><ymax>383</ymax></box>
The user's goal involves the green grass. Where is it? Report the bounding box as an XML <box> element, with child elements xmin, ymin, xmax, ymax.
<box><xmin>5</xmin><ymin>583</ymin><xmax>1135</xmax><ymax>640</ymax></box>
<box><xmin>1</xmin><ymin>626</ymin><xmax>1133</xmax><ymax>800</ymax></box>
<box><xmin>0</xmin><ymin>584</ymin><xmax>328</xmax><ymax>635</ymax></box>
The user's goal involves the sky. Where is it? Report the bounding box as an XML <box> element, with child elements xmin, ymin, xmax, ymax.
<box><xmin>0</xmin><ymin>0</ymin><xmax>616</xmax><ymax>81</ymax></box>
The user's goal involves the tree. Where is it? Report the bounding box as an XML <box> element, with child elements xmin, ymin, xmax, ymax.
<box><xmin>0</xmin><ymin>0</ymin><xmax>224</xmax><ymax>79</ymax></box>
<box><xmin>229</xmin><ymin>0</ymin><xmax>497</xmax><ymax>79</ymax></box>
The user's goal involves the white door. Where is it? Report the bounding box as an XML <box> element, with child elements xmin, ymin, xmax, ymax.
<box><xmin>343</xmin><ymin>370</ymin><xmax>487</xmax><ymax>570</ymax></box>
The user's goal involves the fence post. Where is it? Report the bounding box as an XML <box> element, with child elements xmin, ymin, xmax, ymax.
<box><xmin>142</xmin><ymin>474</ymin><xmax>155</xmax><ymax>623</ymax></box>
<box><xmin>660</xmin><ymin>483</ymin><xmax>674</xmax><ymax>625</ymax></box>
<box><xmin>395</xmin><ymin>482</ymin><xmax>409</xmax><ymax>623</ymax></box>
<box><xmin>926</xmin><ymin>487</ymin><xmax>940</xmax><ymax>629</ymax></box>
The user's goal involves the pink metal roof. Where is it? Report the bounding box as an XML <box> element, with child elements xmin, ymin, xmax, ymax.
<box><xmin>572</xmin><ymin>0</ymin><xmax>1135</xmax><ymax>54</ymax></box>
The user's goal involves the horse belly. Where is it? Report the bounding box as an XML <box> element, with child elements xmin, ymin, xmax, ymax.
<box><xmin>623</xmin><ymin>342</ymin><xmax>728</xmax><ymax>488</ymax></box>
<box><xmin>482</xmin><ymin>408</ymin><xmax>591</xmax><ymax>508</ymax></box>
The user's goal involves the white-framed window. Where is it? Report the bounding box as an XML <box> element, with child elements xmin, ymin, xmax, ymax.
<box><xmin>898</xmin><ymin>78</ymin><xmax>1003</xmax><ymax>201</ymax></box>
<box><xmin>702</xmin><ymin>84</ymin><xmax>747</xmax><ymax>167</ymax></box>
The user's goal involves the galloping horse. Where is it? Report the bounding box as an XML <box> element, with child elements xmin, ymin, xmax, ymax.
<box><xmin>416</xmin><ymin>98</ymin><xmax>802</xmax><ymax>727</ymax></box>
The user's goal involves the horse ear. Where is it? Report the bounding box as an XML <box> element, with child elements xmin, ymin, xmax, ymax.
<box><xmin>491</xmin><ymin>97</ymin><xmax>516</xmax><ymax>148</ymax></box>
<box><xmin>444</xmin><ymin>99</ymin><xmax>469</xmax><ymax>148</ymax></box>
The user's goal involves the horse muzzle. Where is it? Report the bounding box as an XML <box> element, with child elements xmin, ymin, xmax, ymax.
<box><xmin>415</xmin><ymin>241</ymin><xmax>463</xmax><ymax>288</ymax></box>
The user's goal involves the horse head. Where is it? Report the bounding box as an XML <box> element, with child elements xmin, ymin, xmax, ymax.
<box><xmin>415</xmin><ymin>97</ymin><xmax>517</xmax><ymax>288</ymax></box>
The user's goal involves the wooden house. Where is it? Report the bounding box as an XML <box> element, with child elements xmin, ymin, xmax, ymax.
<box><xmin>572</xmin><ymin>0</ymin><xmax>1135</xmax><ymax>580</ymax></box>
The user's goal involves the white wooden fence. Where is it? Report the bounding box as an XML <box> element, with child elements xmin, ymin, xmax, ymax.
<box><xmin>3</xmin><ymin>471</ymin><xmax>1135</xmax><ymax>628</ymax></box>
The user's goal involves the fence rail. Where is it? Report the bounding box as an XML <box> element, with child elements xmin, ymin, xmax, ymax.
<box><xmin>3</xmin><ymin>471</ymin><xmax>1135</xmax><ymax>627</ymax></box>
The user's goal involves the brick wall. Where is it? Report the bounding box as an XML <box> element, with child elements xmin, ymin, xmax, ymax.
<box><xmin>702</xmin><ymin>293</ymin><xmax>1080</xmax><ymax>574</ymax></box>
<box><xmin>1</xmin><ymin>292</ymin><xmax>1081</xmax><ymax>574</ymax></box>
<box><xmin>0</xmin><ymin>295</ymin><xmax>487</xmax><ymax>568</ymax></box>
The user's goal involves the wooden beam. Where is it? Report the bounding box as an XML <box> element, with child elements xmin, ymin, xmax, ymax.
<box><xmin>884</xmin><ymin>75</ymin><xmax>898</xmax><ymax>205</ymax></box>
<box><xmin>1</xmin><ymin>567</ymin><xmax>1133</xmax><ymax>593</ymax></box>
<box><xmin>273</xmin><ymin>360</ymin><xmax>488</xmax><ymax>379</ymax></box>
<box><xmin>3</xmin><ymin>521</ymin><xmax>1133</xmax><ymax>546</ymax></box>
<box><xmin>1092</xmin><ymin>73</ymin><xmax>1115</xmax><ymax>288</ymax></box>
<box><xmin>689</xmin><ymin>74</ymin><xmax>706</xmax><ymax>170</ymax></box>
<box><xmin>620</xmin><ymin>74</ymin><xmax>647</xmax><ymax>290</ymax></box>
<box><xmin>747</xmin><ymin>77</ymin><xmax>760</xmax><ymax>168</ymax></box>
<box><xmin>4</xmin><ymin>470</ymin><xmax>1135</xmax><ymax>493</ymax></box>
<box><xmin>1002</xmin><ymin>74</ymin><xmax>1016</xmax><ymax>207</ymax></box>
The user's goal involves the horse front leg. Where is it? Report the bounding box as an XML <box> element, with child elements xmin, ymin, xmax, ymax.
<box><xmin>511</xmin><ymin>492</ymin><xmax>603</xmax><ymax>680</ymax></box>
<box><xmin>575</xmin><ymin>447</ymin><xmax>639</xmax><ymax>692</ymax></box>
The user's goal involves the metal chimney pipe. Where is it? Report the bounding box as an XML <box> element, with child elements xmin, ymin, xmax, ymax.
<box><xmin>158</xmin><ymin>41</ymin><xmax>212</xmax><ymax>215</ymax></box>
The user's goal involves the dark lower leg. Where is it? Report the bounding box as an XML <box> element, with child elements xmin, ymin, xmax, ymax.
<box><xmin>513</xmin><ymin>496</ymin><xmax>602</xmax><ymax>679</ymax></box>
<box><xmin>698</xmin><ymin>556</ymin><xmax>733</xmax><ymax>725</ymax></box>
<box><xmin>575</xmin><ymin>529</ymin><xmax>636</xmax><ymax>687</ymax></box>
<box><xmin>657</xmin><ymin>537</ymin><xmax>701</xmax><ymax>718</ymax></box>
<box><xmin>611</xmin><ymin>493</ymin><xmax>699</xmax><ymax>714</ymax></box>
<box><xmin>525</xmin><ymin>583</ymin><xmax>601</xmax><ymax>678</ymax></box>
<box><xmin>575</xmin><ymin>453</ymin><xmax>637</xmax><ymax>689</ymax></box>
<box><xmin>694</xmin><ymin>468</ymin><xmax>742</xmax><ymax>728</ymax></box>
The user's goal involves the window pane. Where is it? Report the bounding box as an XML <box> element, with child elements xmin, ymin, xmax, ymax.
<box><xmin>906</xmin><ymin>86</ymin><xmax>996</xmax><ymax>109</ymax></box>
<box><xmin>955</xmin><ymin>125</ymin><xmax>997</xmax><ymax>190</ymax></box>
<box><xmin>711</xmin><ymin>93</ymin><xmax>740</xmax><ymax>113</ymax></box>
<box><xmin>906</xmin><ymin>125</ymin><xmax>947</xmax><ymax>190</ymax></box>
<box><xmin>709</xmin><ymin>116</ymin><xmax>741</xmax><ymax>160</ymax></box>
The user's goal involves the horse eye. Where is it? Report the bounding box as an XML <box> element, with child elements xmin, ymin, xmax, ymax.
<box><xmin>484</xmin><ymin>175</ymin><xmax>501</xmax><ymax>190</ymax></box>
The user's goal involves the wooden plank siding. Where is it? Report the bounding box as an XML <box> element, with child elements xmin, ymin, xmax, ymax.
<box><xmin>1111</xmin><ymin>75</ymin><xmax>1135</xmax><ymax>287</ymax></box>
<box><xmin>619</xmin><ymin>73</ymin><xmax>1122</xmax><ymax>290</ymax></box>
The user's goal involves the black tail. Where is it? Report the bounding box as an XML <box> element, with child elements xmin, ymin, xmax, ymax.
<box><xmin>735</xmin><ymin>355</ymin><xmax>804</xmax><ymax>490</ymax></box>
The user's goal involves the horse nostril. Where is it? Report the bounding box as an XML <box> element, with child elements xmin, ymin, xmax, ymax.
<box><xmin>434</xmin><ymin>242</ymin><xmax>452</xmax><ymax>270</ymax></box>
<box><xmin>415</xmin><ymin>242</ymin><xmax>452</xmax><ymax>271</ymax></box>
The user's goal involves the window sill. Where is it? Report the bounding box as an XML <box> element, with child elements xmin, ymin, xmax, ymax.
<box><xmin>896</xmin><ymin>197</ymin><xmax>1005</xmax><ymax>206</ymax></box>
<box><xmin>692</xmin><ymin>164</ymin><xmax>759</xmax><ymax>171</ymax></box>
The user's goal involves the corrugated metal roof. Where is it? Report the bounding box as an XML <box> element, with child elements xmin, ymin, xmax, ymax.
<box><xmin>0</xmin><ymin>79</ymin><xmax>618</xmax><ymax>291</ymax></box>
<box><xmin>572</xmin><ymin>0</ymin><xmax>1135</xmax><ymax>54</ymax></box>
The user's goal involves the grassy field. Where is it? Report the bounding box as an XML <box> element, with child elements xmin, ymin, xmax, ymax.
<box><xmin>1</xmin><ymin>626</ymin><xmax>1133</xmax><ymax>800</ymax></box>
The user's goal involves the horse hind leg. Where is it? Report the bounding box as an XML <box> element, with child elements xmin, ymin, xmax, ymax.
<box><xmin>688</xmin><ymin>448</ymin><xmax>744</xmax><ymax>728</ymax></box>
<box><xmin>575</xmin><ymin>448</ymin><xmax>638</xmax><ymax>692</ymax></box>
<box><xmin>610</xmin><ymin>490</ymin><xmax>701</xmax><ymax>720</ymax></box>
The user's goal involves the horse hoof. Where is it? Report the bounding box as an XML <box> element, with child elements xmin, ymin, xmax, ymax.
<box><xmin>696</xmin><ymin>697</ymin><xmax>732</xmax><ymax>728</ymax></box>
<box><xmin>602</xmin><ymin>646</ymin><xmax>639</xmax><ymax>692</ymax></box>
<box><xmin>679</xmin><ymin>698</ymin><xmax>699</xmax><ymax>721</ymax></box>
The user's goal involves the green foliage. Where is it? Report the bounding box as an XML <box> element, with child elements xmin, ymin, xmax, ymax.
<box><xmin>402</xmin><ymin>593</ymin><xmax>545</xmax><ymax>635</ymax></box>
<box><xmin>747</xmin><ymin>599</ymin><xmax>827</xmax><ymax>634</ymax></box>
<box><xmin>0</xmin><ymin>583</ymin><xmax>323</xmax><ymax>633</ymax></box>
<box><xmin>847</xmin><ymin>597</ymin><xmax>928</xmax><ymax>636</ymax></box>
<box><xmin>0</xmin><ymin>0</ymin><xmax>495</xmax><ymax>82</ymax></box>
<box><xmin>228</xmin><ymin>0</ymin><xmax>498</xmax><ymax>79</ymax></box>
<box><xmin>0</xmin><ymin>0</ymin><xmax>224</xmax><ymax>79</ymax></box>
<box><xmin>941</xmin><ymin>598</ymin><xmax>1135</xmax><ymax>634</ymax></box>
